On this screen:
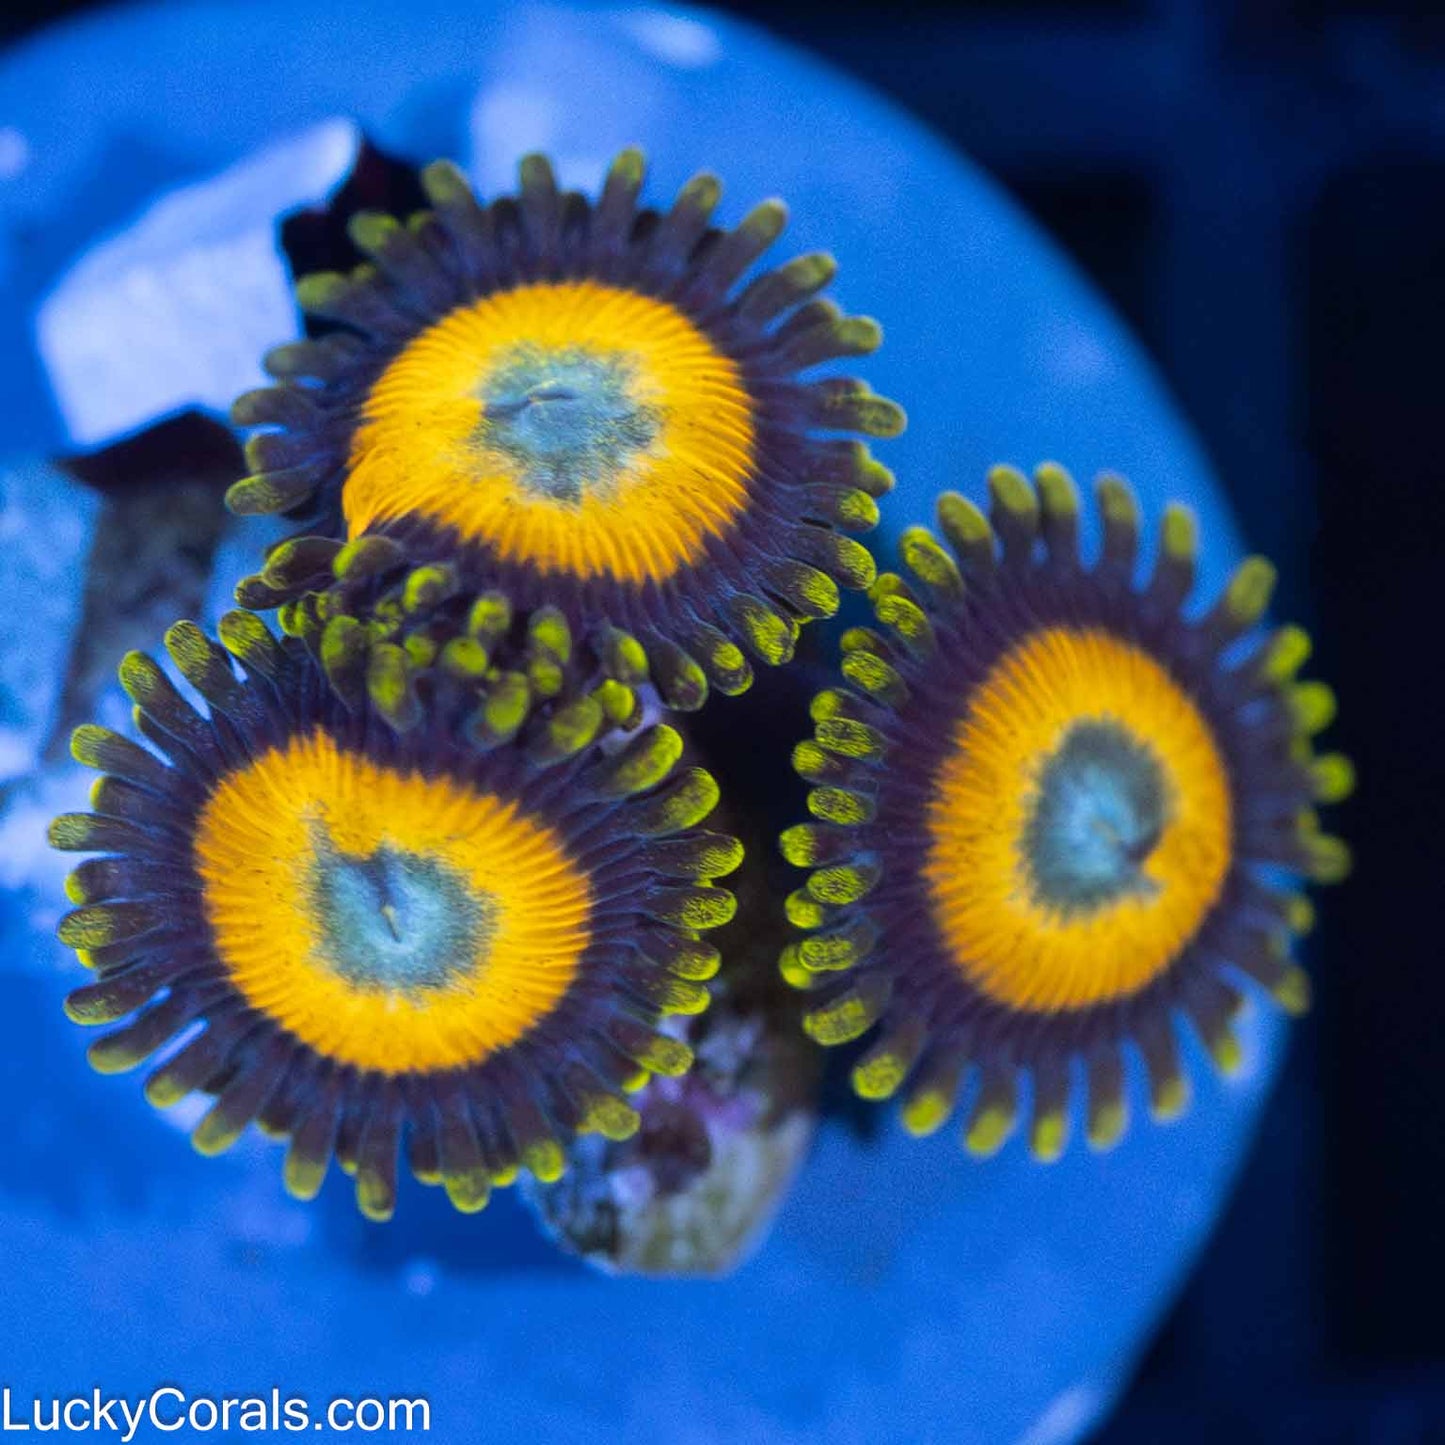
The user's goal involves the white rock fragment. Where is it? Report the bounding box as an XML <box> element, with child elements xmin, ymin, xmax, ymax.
<box><xmin>36</xmin><ymin>119</ymin><xmax>361</xmax><ymax>449</ymax></box>
<box><xmin>0</xmin><ymin>458</ymin><xmax>99</xmax><ymax>786</ymax></box>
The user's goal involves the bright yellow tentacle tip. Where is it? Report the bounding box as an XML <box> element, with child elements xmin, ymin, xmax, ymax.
<box><xmin>963</xmin><ymin>1073</ymin><xmax>1019</xmax><ymax>1159</ymax></box>
<box><xmin>1029</xmin><ymin>1109</ymin><xmax>1070</xmax><ymax>1165</ymax></box>
<box><xmin>901</xmin><ymin>1090</ymin><xmax>954</xmax><ymax>1139</ymax></box>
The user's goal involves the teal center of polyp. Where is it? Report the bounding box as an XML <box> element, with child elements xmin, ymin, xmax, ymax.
<box><xmin>1023</xmin><ymin>721</ymin><xmax>1169</xmax><ymax>915</ymax></box>
<box><xmin>476</xmin><ymin>343</ymin><xmax>659</xmax><ymax>504</ymax></box>
<box><xmin>306</xmin><ymin>824</ymin><xmax>494</xmax><ymax>993</ymax></box>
